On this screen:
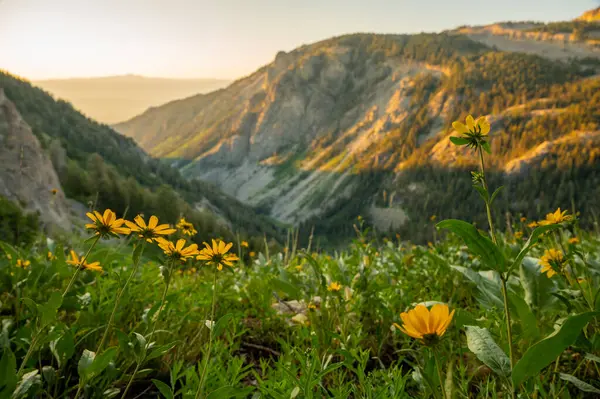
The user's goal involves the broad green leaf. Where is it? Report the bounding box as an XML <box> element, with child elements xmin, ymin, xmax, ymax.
<box><xmin>290</xmin><ymin>386</ymin><xmax>301</xmax><ymax>398</ymax></box>
<box><xmin>86</xmin><ymin>347</ymin><xmax>118</xmax><ymax>380</ymax></box>
<box><xmin>465</xmin><ymin>326</ymin><xmax>511</xmax><ymax>377</ymax></box>
<box><xmin>13</xmin><ymin>370</ymin><xmax>41</xmax><ymax>398</ymax></box>
<box><xmin>519</xmin><ymin>257</ymin><xmax>555</xmax><ymax>311</ymax></box>
<box><xmin>131</xmin><ymin>332</ymin><xmax>147</xmax><ymax>361</ymax></box>
<box><xmin>508</xmin><ymin>224</ymin><xmax>562</xmax><ymax>274</ymax></box>
<box><xmin>449</xmin><ymin>136</ymin><xmax>470</xmax><ymax>146</ymax></box>
<box><xmin>20</xmin><ymin>298</ymin><xmax>38</xmax><ymax>317</ymax></box>
<box><xmin>508</xmin><ymin>292</ymin><xmax>539</xmax><ymax>341</ymax></box>
<box><xmin>559</xmin><ymin>373</ymin><xmax>600</xmax><ymax>394</ymax></box>
<box><xmin>50</xmin><ymin>329</ymin><xmax>75</xmax><ymax>368</ymax></box>
<box><xmin>451</xmin><ymin>266</ymin><xmax>503</xmax><ymax>308</ymax></box>
<box><xmin>437</xmin><ymin>220</ymin><xmax>506</xmax><ymax>272</ymax></box>
<box><xmin>41</xmin><ymin>366</ymin><xmax>56</xmax><ymax>385</ymax></box>
<box><xmin>512</xmin><ymin>312</ymin><xmax>598</xmax><ymax>386</ymax></box>
<box><xmin>152</xmin><ymin>379</ymin><xmax>173</xmax><ymax>399</ymax></box>
<box><xmin>206</xmin><ymin>386</ymin><xmax>250</xmax><ymax>399</ymax></box>
<box><xmin>0</xmin><ymin>348</ymin><xmax>17</xmax><ymax>399</ymax></box>
<box><xmin>77</xmin><ymin>349</ymin><xmax>95</xmax><ymax>380</ymax></box>
<box><xmin>585</xmin><ymin>353</ymin><xmax>600</xmax><ymax>363</ymax></box>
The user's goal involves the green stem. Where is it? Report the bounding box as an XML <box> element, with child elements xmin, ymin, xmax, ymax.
<box><xmin>96</xmin><ymin>242</ymin><xmax>146</xmax><ymax>353</ymax></box>
<box><xmin>120</xmin><ymin>260</ymin><xmax>173</xmax><ymax>399</ymax></box>
<box><xmin>433</xmin><ymin>348</ymin><xmax>448</xmax><ymax>399</ymax></box>
<box><xmin>500</xmin><ymin>276</ymin><xmax>516</xmax><ymax>399</ymax></box>
<box><xmin>16</xmin><ymin>329</ymin><xmax>42</xmax><ymax>376</ymax></box>
<box><xmin>478</xmin><ymin>146</ymin><xmax>497</xmax><ymax>244</ymax></box>
<box><xmin>195</xmin><ymin>272</ymin><xmax>218</xmax><ymax>399</ymax></box>
<box><xmin>63</xmin><ymin>235</ymin><xmax>101</xmax><ymax>298</ymax></box>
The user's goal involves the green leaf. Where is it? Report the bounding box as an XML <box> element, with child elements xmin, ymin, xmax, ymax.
<box><xmin>272</xmin><ymin>278</ymin><xmax>300</xmax><ymax>299</ymax></box>
<box><xmin>86</xmin><ymin>347</ymin><xmax>118</xmax><ymax>380</ymax></box>
<box><xmin>103</xmin><ymin>388</ymin><xmax>121</xmax><ymax>398</ymax></box>
<box><xmin>49</xmin><ymin>329</ymin><xmax>75</xmax><ymax>368</ymax></box>
<box><xmin>20</xmin><ymin>298</ymin><xmax>38</xmax><ymax>317</ymax></box>
<box><xmin>519</xmin><ymin>257</ymin><xmax>555</xmax><ymax>311</ymax></box>
<box><xmin>0</xmin><ymin>348</ymin><xmax>17</xmax><ymax>399</ymax></box>
<box><xmin>437</xmin><ymin>220</ymin><xmax>506</xmax><ymax>272</ymax></box>
<box><xmin>151</xmin><ymin>380</ymin><xmax>173</xmax><ymax>399</ymax></box>
<box><xmin>508</xmin><ymin>292</ymin><xmax>539</xmax><ymax>341</ymax></box>
<box><xmin>489</xmin><ymin>186</ymin><xmax>504</xmax><ymax>205</ymax></box>
<box><xmin>37</xmin><ymin>292</ymin><xmax>63</xmax><ymax>327</ymax></box>
<box><xmin>585</xmin><ymin>353</ymin><xmax>600</xmax><ymax>363</ymax></box>
<box><xmin>465</xmin><ymin>326</ymin><xmax>511</xmax><ymax>378</ymax></box>
<box><xmin>512</xmin><ymin>312</ymin><xmax>599</xmax><ymax>386</ymax></box>
<box><xmin>206</xmin><ymin>386</ymin><xmax>247</xmax><ymax>399</ymax></box>
<box><xmin>78</xmin><ymin>349</ymin><xmax>95</xmax><ymax>380</ymax></box>
<box><xmin>131</xmin><ymin>332</ymin><xmax>147</xmax><ymax>361</ymax></box>
<box><xmin>473</xmin><ymin>185</ymin><xmax>489</xmax><ymax>203</ymax></box>
<box><xmin>132</xmin><ymin>242</ymin><xmax>144</xmax><ymax>266</ymax></box>
<box><xmin>559</xmin><ymin>373</ymin><xmax>600</xmax><ymax>394</ymax></box>
<box><xmin>508</xmin><ymin>224</ymin><xmax>562</xmax><ymax>274</ymax></box>
<box><xmin>290</xmin><ymin>386</ymin><xmax>301</xmax><ymax>398</ymax></box>
<box><xmin>449</xmin><ymin>136</ymin><xmax>470</xmax><ymax>146</ymax></box>
<box><xmin>147</xmin><ymin>343</ymin><xmax>177</xmax><ymax>361</ymax></box>
<box><xmin>481</xmin><ymin>141</ymin><xmax>492</xmax><ymax>154</ymax></box>
<box><xmin>454</xmin><ymin>309</ymin><xmax>480</xmax><ymax>330</ymax></box>
<box><xmin>13</xmin><ymin>370</ymin><xmax>41</xmax><ymax>398</ymax></box>
<box><xmin>451</xmin><ymin>266</ymin><xmax>503</xmax><ymax>308</ymax></box>
<box><xmin>211</xmin><ymin>313</ymin><xmax>234</xmax><ymax>339</ymax></box>
<box><xmin>41</xmin><ymin>366</ymin><xmax>56</xmax><ymax>385</ymax></box>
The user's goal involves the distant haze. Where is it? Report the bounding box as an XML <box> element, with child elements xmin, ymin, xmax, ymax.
<box><xmin>34</xmin><ymin>75</ymin><xmax>230</xmax><ymax>124</ymax></box>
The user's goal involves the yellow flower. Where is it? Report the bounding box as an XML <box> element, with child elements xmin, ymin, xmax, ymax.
<box><xmin>241</xmin><ymin>241</ymin><xmax>249</xmax><ymax>248</ymax></box>
<box><xmin>85</xmin><ymin>209</ymin><xmax>130</xmax><ymax>238</ymax></box>
<box><xmin>67</xmin><ymin>250</ymin><xmax>102</xmax><ymax>272</ymax></box>
<box><xmin>430</xmin><ymin>215</ymin><xmax>437</xmax><ymax>222</ymax></box>
<box><xmin>528</xmin><ymin>221</ymin><xmax>539</xmax><ymax>228</ymax></box>
<box><xmin>520</xmin><ymin>217</ymin><xmax>527</xmax><ymax>222</ymax></box>
<box><xmin>157</xmin><ymin>238</ymin><xmax>199</xmax><ymax>262</ymax></box>
<box><xmin>451</xmin><ymin>115</ymin><xmax>491</xmax><ymax>150</ymax></box>
<box><xmin>249</xmin><ymin>251</ymin><xmax>256</xmax><ymax>257</ymax></box>
<box><xmin>327</xmin><ymin>281</ymin><xmax>342</xmax><ymax>292</ymax></box>
<box><xmin>394</xmin><ymin>303</ymin><xmax>455</xmax><ymax>345</ymax></box>
<box><xmin>295</xmin><ymin>264</ymin><xmax>303</xmax><ymax>272</ymax></box>
<box><xmin>47</xmin><ymin>251</ymin><xmax>56</xmax><ymax>261</ymax></box>
<box><xmin>125</xmin><ymin>215</ymin><xmax>176</xmax><ymax>242</ymax></box>
<box><xmin>568</xmin><ymin>237</ymin><xmax>579</xmax><ymax>244</ymax></box>
<box><xmin>514</xmin><ymin>231</ymin><xmax>523</xmax><ymax>240</ymax></box>
<box><xmin>176</xmin><ymin>218</ymin><xmax>197</xmax><ymax>236</ymax></box>
<box><xmin>538</xmin><ymin>208</ymin><xmax>573</xmax><ymax>226</ymax></box>
<box><xmin>539</xmin><ymin>248</ymin><xmax>565</xmax><ymax>278</ymax></box>
<box><xmin>308</xmin><ymin>302</ymin><xmax>317</xmax><ymax>310</ymax></box>
<box><xmin>51</xmin><ymin>188</ymin><xmax>58</xmax><ymax>196</ymax></box>
<box><xmin>16</xmin><ymin>259</ymin><xmax>31</xmax><ymax>268</ymax></box>
<box><xmin>196</xmin><ymin>239</ymin><xmax>239</xmax><ymax>271</ymax></box>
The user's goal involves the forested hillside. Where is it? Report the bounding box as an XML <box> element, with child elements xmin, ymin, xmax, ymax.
<box><xmin>0</xmin><ymin>71</ymin><xmax>281</xmax><ymax>245</ymax></box>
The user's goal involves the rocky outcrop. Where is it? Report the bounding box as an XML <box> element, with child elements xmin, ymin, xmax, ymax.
<box><xmin>0</xmin><ymin>88</ymin><xmax>71</xmax><ymax>230</ymax></box>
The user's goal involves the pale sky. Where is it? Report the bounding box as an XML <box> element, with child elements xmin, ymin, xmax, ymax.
<box><xmin>0</xmin><ymin>0</ymin><xmax>597</xmax><ymax>80</ymax></box>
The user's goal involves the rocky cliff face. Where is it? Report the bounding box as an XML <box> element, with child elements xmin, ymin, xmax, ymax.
<box><xmin>0</xmin><ymin>89</ymin><xmax>71</xmax><ymax>230</ymax></box>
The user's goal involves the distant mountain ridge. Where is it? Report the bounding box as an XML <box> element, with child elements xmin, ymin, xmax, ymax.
<box><xmin>115</xmin><ymin>14</ymin><xmax>600</xmax><ymax>243</ymax></box>
<box><xmin>34</xmin><ymin>75</ymin><xmax>231</xmax><ymax>124</ymax></box>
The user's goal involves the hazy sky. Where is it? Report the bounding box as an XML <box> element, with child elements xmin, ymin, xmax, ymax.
<box><xmin>1</xmin><ymin>0</ymin><xmax>598</xmax><ymax>80</ymax></box>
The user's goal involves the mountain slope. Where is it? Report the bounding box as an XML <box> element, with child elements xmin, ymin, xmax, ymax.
<box><xmin>116</xmin><ymin>29</ymin><xmax>600</xmax><ymax>243</ymax></box>
<box><xmin>34</xmin><ymin>75</ymin><xmax>230</xmax><ymax>124</ymax></box>
<box><xmin>0</xmin><ymin>70</ymin><xmax>281</xmax><ymax>243</ymax></box>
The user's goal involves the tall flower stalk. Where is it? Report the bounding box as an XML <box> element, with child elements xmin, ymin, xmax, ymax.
<box><xmin>450</xmin><ymin>115</ymin><xmax>515</xmax><ymax>397</ymax></box>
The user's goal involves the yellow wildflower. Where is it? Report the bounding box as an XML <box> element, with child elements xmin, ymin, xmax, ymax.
<box><xmin>249</xmin><ymin>251</ymin><xmax>256</xmax><ymax>257</ymax></box>
<box><xmin>67</xmin><ymin>250</ymin><xmax>102</xmax><ymax>272</ymax></box>
<box><xmin>451</xmin><ymin>115</ymin><xmax>491</xmax><ymax>150</ymax></box>
<box><xmin>196</xmin><ymin>239</ymin><xmax>239</xmax><ymax>271</ymax></box>
<box><xmin>430</xmin><ymin>215</ymin><xmax>437</xmax><ymax>222</ymax></box>
<box><xmin>47</xmin><ymin>251</ymin><xmax>56</xmax><ymax>261</ymax></box>
<box><xmin>85</xmin><ymin>209</ymin><xmax>130</xmax><ymax>238</ymax></box>
<box><xmin>528</xmin><ymin>221</ymin><xmax>539</xmax><ymax>228</ymax></box>
<box><xmin>520</xmin><ymin>217</ymin><xmax>527</xmax><ymax>222</ymax></box>
<box><xmin>241</xmin><ymin>241</ymin><xmax>249</xmax><ymax>248</ymax></box>
<box><xmin>394</xmin><ymin>303</ymin><xmax>455</xmax><ymax>345</ymax></box>
<box><xmin>125</xmin><ymin>215</ymin><xmax>176</xmax><ymax>242</ymax></box>
<box><xmin>568</xmin><ymin>237</ymin><xmax>579</xmax><ymax>244</ymax></box>
<box><xmin>16</xmin><ymin>259</ymin><xmax>31</xmax><ymax>268</ymax></box>
<box><xmin>157</xmin><ymin>238</ymin><xmax>199</xmax><ymax>262</ymax></box>
<box><xmin>539</xmin><ymin>248</ymin><xmax>565</xmax><ymax>278</ymax></box>
<box><xmin>327</xmin><ymin>281</ymin><xmax>342</xmax><ymax>292</ymax></box>
<box><xmin>176</xmin><ymin>218</ymin><xmax>197</xmax><ymax>236</ymax></box>
<box><xmin>514</xmin><ymin>231</ymin><xmax>523</xmax><ymax>240</ymax></box>
<box><xmin>538</xmin><ymin>208</ymin><xmax>573</xmax><ymax>226</ymax></box>
<box><xmin>51</xmin><ymin>188</ymin><xmax>58</xmax><ymax>196</ymax></box>
<box><xmin>308</xmin><ymin>303</ymin><xmax>317</xmax><ymax>310</ymax></box>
